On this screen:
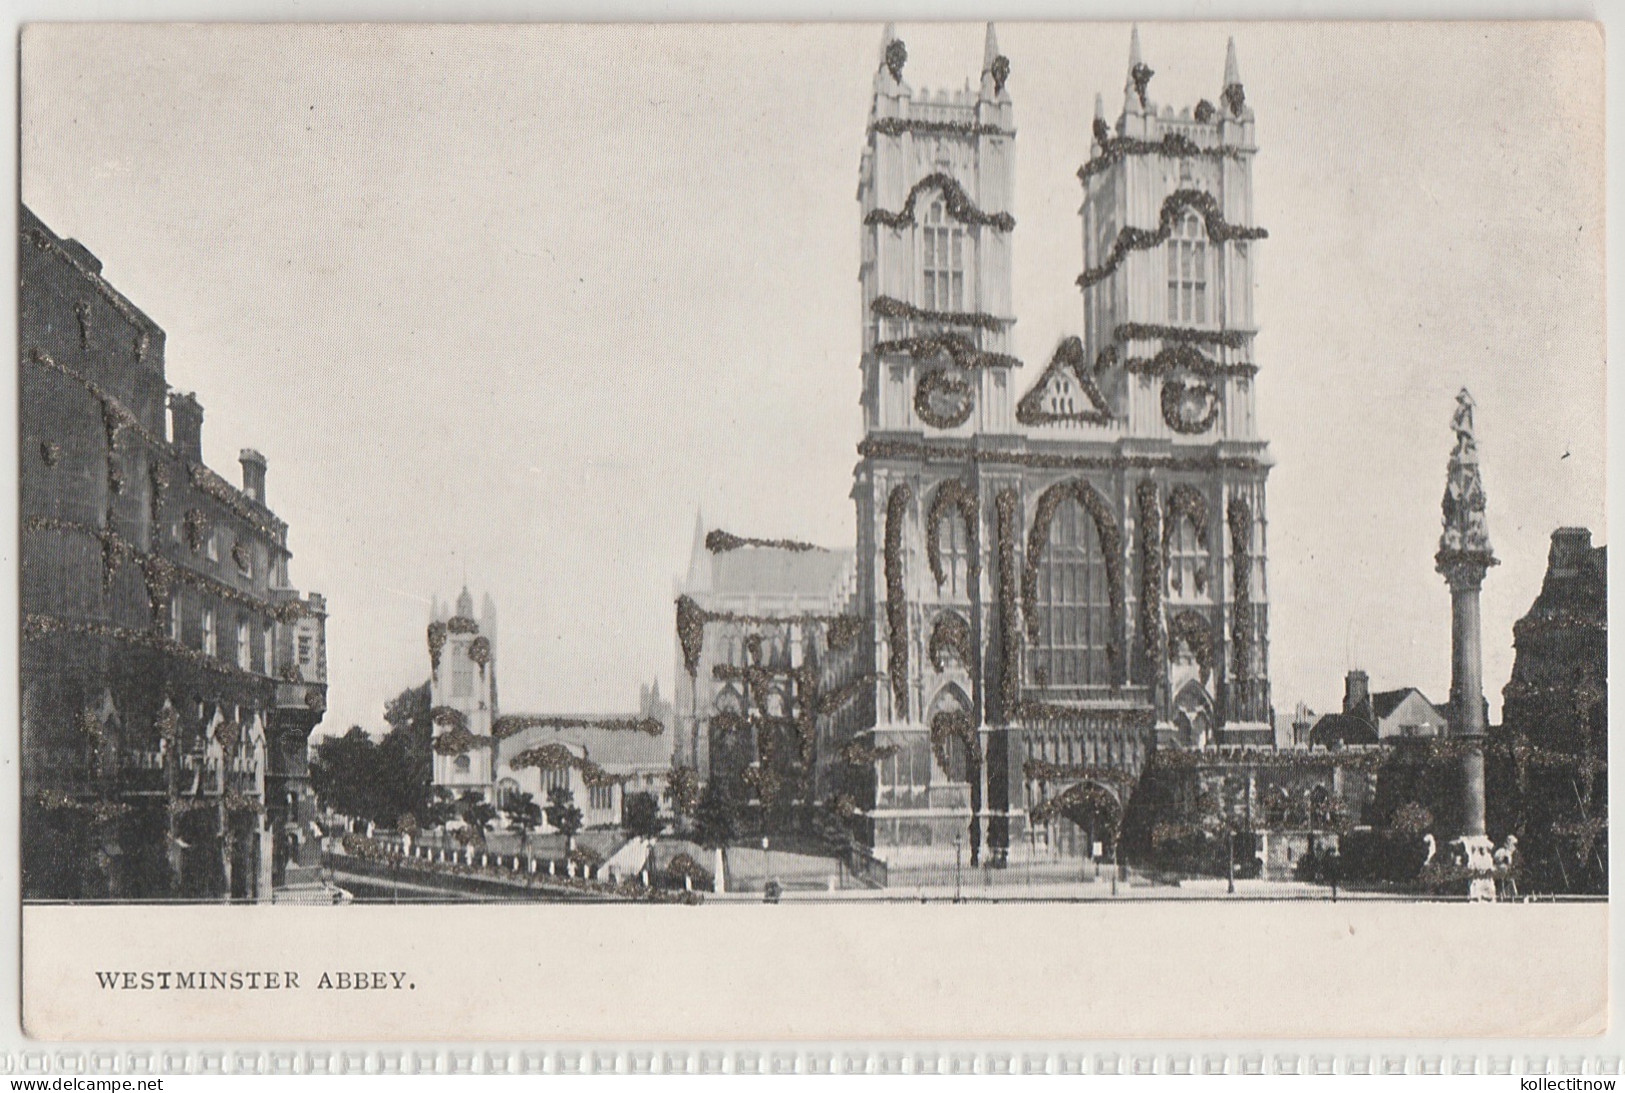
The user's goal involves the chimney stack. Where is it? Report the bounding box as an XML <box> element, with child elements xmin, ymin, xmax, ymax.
<box><xmin>239</xmin><ymin>449</ymin><xmax>267</xmax><ymax>505</ymax></box>
<box><xmin>169</xmin><ymin>392</ymin><xmax>204</xmax><ymax>463</ymax></box>
<box><xmin>1343</xmin><ymin>669</ymin><xmax>1369</xmax><ymax>714</ymax></box>
<box><xmin>1549</xmin><ymin>527</ymin><xmax>1593</xmax><ymax>577</ymax></box>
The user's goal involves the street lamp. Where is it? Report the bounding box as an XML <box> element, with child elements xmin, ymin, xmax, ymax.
<box><xmin>1227</xmin><ymin>829</ymin><xmax>1236</xmax><ymax>895</ymax></box>
<box><xmin>953</xmin><ymin>830</ymin><xmax>963</xmax><ymax>904</ymax></box>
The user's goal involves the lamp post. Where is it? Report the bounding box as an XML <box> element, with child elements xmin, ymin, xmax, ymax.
<box><xmin>953</xmin><ymin>830</ymin><xmax>964</xmax><ymax>904</ymax></box>
<box><xmin>1227</xmin><ymin>829</ymin><xmax>1236</xmax><ymax>895</ymax></box>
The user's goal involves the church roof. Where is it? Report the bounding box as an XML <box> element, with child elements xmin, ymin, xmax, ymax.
<box><xmin>709</xmin><ymin>545</ymin><xmax>852</xmax><ymax>599</ymax></box>
<box><xmin>500</xmin><ymin>717</ymin><xmax>672</xmax><ymax>769</ymax></box>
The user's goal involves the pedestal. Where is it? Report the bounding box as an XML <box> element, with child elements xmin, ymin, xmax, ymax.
<box><xmin>1451</xmin><ymin>835</ymin><xmax>1497</xmax><ymax>902</ymax></box>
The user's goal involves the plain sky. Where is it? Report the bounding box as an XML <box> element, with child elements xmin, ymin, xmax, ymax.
<box><xmin>20</xmin><ymin>22</ymin><xmax>1605</xmax><ymax>738</ymax></box>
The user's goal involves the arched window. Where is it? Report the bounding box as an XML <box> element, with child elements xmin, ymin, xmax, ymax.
<box><xmin>1032</xmin><ymin>497</ymin><xmax>1111</xmax><ymax>688</ymax></box>
<box><xmin>938</xmin><ymin>508</ymin><xmax>971</xmax><ymax>599</ymax></box>
<box><xmin>922</xmin><ymin>199</ymin><xmax>965</xmax><ymax>311</ymax></box>
<box><xmin>1168</xmin><ymin>514</ymin><xmax>1210</xmax><ymax>601</ymax></box>
<box><xmin>497</xmin><ymin>777</ymin><xmax>521</xmax><ymax>808</ymax></box>
<box><xmin>1166</xmin><ymin>213</ymin><xmax>1208</xmax><ymax>324</ymax></box>
<box><xmin>453</xmin><ymin>754</ymin><xmax>471</xmax><ymax>774</ymax></box>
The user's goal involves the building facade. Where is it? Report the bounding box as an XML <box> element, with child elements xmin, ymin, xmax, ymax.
<box><xmin>20</xmin><ymin>205</ymin><xmax>328</xmax><ymax>902</ymax></box>
<box><xmin>1490</xmin><ymin>527</ymin><xmax>1607</xmax><ymax>893</ymax></box>
<box><xmin>426</xmin><ymin>588</ymin><xmax>673</xmax><ymax>831</ymax></box>
<box><xmin>833</xmin><ymin>26</ymin><xmax>1274</xmax><ymax>867</ymax></box>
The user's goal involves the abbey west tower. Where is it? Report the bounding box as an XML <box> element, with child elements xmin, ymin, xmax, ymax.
<box><xmin>843</xmin><ymin>26</ymin><xmax>1273</xmax><ymax>869</ymax></box>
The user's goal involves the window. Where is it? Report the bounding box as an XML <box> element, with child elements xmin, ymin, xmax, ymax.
<box><xmin>921</xmin><ymin>200</ymin><xmax>964</xmax><ymax>312</ymax></box>
<box><xmin>451</xmin><ymin>659</ymin><xmax>473</xmax><ymax>698</ymax></box>
<box><xmin>544</xmin><ymin>768</ymin><xmax>571</xmax><ymax>796</ymax></box>
<box><xmin>201</xmin><ymin>605</ymin><xmax>216</xmax><ymax>656</ymax></box>
<box><xmin>878</xmin><ymin>736</ymin><xmax>931</xmax><ymax>807</ymax></box>
<box><xmin>453</xmin><ymin>754</ymin><xmax>471</xmax><ymax>774</ymax></box>
<box><xmin>1045</xmin><ymin>374</ymin><xmax>1078</xmax><ymax>417</ymax></box>
<box><xmin>589</xmin><ymin>784</ymin><xmax>614</xmax><ymax>811</ymax></box>
<box><xmin>237</xmin><ymin>618</ymin><xmax>251</xmax><ymax>670</ymax></box>
<box><xmin>1166</xmin><ymin>213</ymin><xmax>1208</xmax><ymax>324</ymax></box>
<box><xmin>205</xmin><ymin>530</ymin><xmax>219</xmax><ymax>562</ymax></box>
<box><xmin>1167</xmin><ymin>514</ymin><xmax>1210</xmax><ymax>601</ymax></box>
<box><xmin>1032</xmin><ymin>497</ymin><xmax>1111</xmax><ymax>688</ymax></box>
<box><xmin>938</xmin><ymin>509</ymin><xmax>971</xmax><ymax>599</ymax></box>
<box><xmin>497</xmin><ymin>778</ymin><xmax>521</xmax><ymax>808</ymax></box>
<box><xmin>297</xmin><ymin>633</ymin><xmax>313</xmax><ymax>666</ymax></box>
<box><xmin>170</xmin><ymin>595</ymin><xmax>183</xmax><ymax>642</ymax></box>
<box><xmin>262</xmin><ymin>622</ymin><xmax>274</xmax><ymax>675</ymax></box>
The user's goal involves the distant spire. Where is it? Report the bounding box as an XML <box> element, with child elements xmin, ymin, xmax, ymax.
<box><xmin>1092</xmin><ymin>92</ymin><xmax>1110</xmax><ymax>146</ymax></box>
<box><xmin>983</xmin><ymin>22</ymin><xmax>999</xmax><ymax>70</ymax></box>
<box><xmin>1224</xmin><ymin>36</ymin><xmax>1241</xmax><ymax>87</ymax></box>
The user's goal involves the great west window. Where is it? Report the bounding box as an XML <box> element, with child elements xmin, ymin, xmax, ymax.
<box><xmin>1031</xmin><ymin>497</ymin><xmax>1111</xmax><ymax>688</ymax></box>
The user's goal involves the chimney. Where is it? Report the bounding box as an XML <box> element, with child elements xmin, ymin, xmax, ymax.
<box><xmin>239</xmin><ymin>449</ymin><xmax>267</xmax><ymax>505</ymax></box>
<box><xmin>1343</xmin><ymin>670</ymin><xmax>1369</xmax><ymax>715</ymax></box>
<box><xmin>169</xmin><ymin>392</ymin><xmax>204</xmax><ymax>463</ymax></box>
<box><xmin>1549</xmin><ymin>527</ymin><xmax>1593</xmax><ymax>577</ymax></box>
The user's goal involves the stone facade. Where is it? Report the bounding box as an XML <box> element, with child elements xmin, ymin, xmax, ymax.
<box><xmin>20</xmin><ymin>205</ymin><xmax>328</xmax><ymax>902</ymax></box>
<box><xmin>830</xmin><ymin>26</ymin><xmax>1274</xmax><ymax>868</ymax></box>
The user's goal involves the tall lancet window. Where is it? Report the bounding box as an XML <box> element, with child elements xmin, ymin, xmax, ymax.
<box><xmin>922</xmin><ymin>200</ymin><xmax>965</xmax><ymax>311</ymax></box>
<box><xmin>1166</xmin><ymin>213</ymin><xmax>1208</xmax><ymax>324</ymax></box>
<box><xmin>1033</xmin><ymin>499</ymin><xmax>1111</xmax><ymax>688</ymax></box>
<box><xmin>1167</xmin><ymin>515</ymin><xmax>1210</xmax><ymax>602</ymax></box>
<box><xmin>939</xmin><ymin>511</ymin><xmax>972</xmax><ymax>600</ymax></box>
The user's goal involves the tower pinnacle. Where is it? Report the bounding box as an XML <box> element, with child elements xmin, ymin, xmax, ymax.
<box><xmin>1123</xmin><ymin>26</ymin><xmax>1152</xmax><ymax>115</ymax></box>
<box><xmin>1222</xmin><ymin>36</ymin><xmax>1246</xmax><ymax>115</ymax></box>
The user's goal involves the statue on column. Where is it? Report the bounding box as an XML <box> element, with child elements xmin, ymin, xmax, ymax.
<box><xmin>1439</xmin><ymin>388</ymin><xmax>1493</xmax><ymax>559</ymax></box>
<box><xmin>1436</xmin><ymin>388</ymin><xmax>1497</xmax><ymax>900</ymax></box>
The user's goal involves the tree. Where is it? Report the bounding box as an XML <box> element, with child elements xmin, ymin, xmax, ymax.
<box><xmin>663</xmin><ymin>766</ymin><xmax>701</xmax><ymax>823</ymax></box>
<box><xmin>505</xmin><ymin>791</ymin><xmax>542</xmax><ymax>857</ymax></box>
<box><xmin>545</xmin><ymin>786</ymin><xmax>584</xmax><ymax>858</ymax></box>
<box><xmin>692</xmin><ymin>781</ymin><xmax>738</xmax><ymax>892</ymax></box>
<box><xmin>306</xmin><ymin>681</ymin><xmax>438</xmax><ymax>831</ymax></box>
<box><xmin>309</xmin><ymin>727</ymin><xmax>378</xmax><ymax>823</ymax></box>
<box><xmin>621</xmin><ymin>791</ymin><xmax>664</xmax><ymax>842</ymax></box>
<box><xmin>457</xmin><ymin>790</ymin><xmax>497</xmax><ymax>847</ymax></box>
<box><xmin>421</xmin><ymin>787</ymin><xmax>458</xmax><ymax>831</ymax></box>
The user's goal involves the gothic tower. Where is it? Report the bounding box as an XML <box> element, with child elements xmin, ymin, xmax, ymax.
<box><xmin>1064</xmin><ymin>30</ymin><xmax>1274</xmax><ymax>739</ymax></box>
<box><xmin>849</xmin><ymin>24</ymin><xmax>1018</xmax><ymax>866</ymax></box>
<box><xmin>428</xmin><ymin>586</ymin><xmax>498</xmax><ymax>800</ymax></box>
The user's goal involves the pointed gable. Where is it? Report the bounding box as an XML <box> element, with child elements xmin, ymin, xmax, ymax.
<box><xmin>1015</xmin><ymin>336</ymin><xmax>1114</xmax><ymax>427</ymax></box>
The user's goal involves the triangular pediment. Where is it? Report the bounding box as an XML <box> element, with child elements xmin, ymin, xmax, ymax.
<box><xmin>1015</xmin><ymin>336</ymin><xmax>1114</xmax><ymax>426</ymax></box>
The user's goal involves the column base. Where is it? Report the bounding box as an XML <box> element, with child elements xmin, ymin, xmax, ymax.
<box><xmin>1450</xmin><ymin>835</ymin><xmax>1497</xmax><ymax>901</ymax></box>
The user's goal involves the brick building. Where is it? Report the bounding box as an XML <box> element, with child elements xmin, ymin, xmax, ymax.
<box><xmin>20</xmin><ymin>205</ymin><xmax>328</xmax><ymax>902</ymax></box>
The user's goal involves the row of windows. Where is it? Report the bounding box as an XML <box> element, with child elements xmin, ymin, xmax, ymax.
<box><xmin>167</xmin><ymin>595</ymin><xmax>313</xmax><ymax>675</ymax></box>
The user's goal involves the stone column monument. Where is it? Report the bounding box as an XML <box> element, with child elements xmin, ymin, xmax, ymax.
<box><xmin>1434</xmin><ymin>388</ymin><xmax>1498</xmax><ymax>900</ymax></box>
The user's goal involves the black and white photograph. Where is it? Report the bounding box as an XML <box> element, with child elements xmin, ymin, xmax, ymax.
<box><xmin>12</xmin><ymin>18</ymin><xmax>1609</xmax><ymax>1045</ymax></box>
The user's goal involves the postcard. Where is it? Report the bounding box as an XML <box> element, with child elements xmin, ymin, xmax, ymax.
<box><xmin>17</xmin><ymin>20</ymin><xmax>1606</xmax><ymax>1041</ymax></box>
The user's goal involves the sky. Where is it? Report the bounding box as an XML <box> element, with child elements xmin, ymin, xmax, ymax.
<box><xmin>20</xmin><ymin>22</ymin><xmax>1605</xmax><ymax>736</ymax></box>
